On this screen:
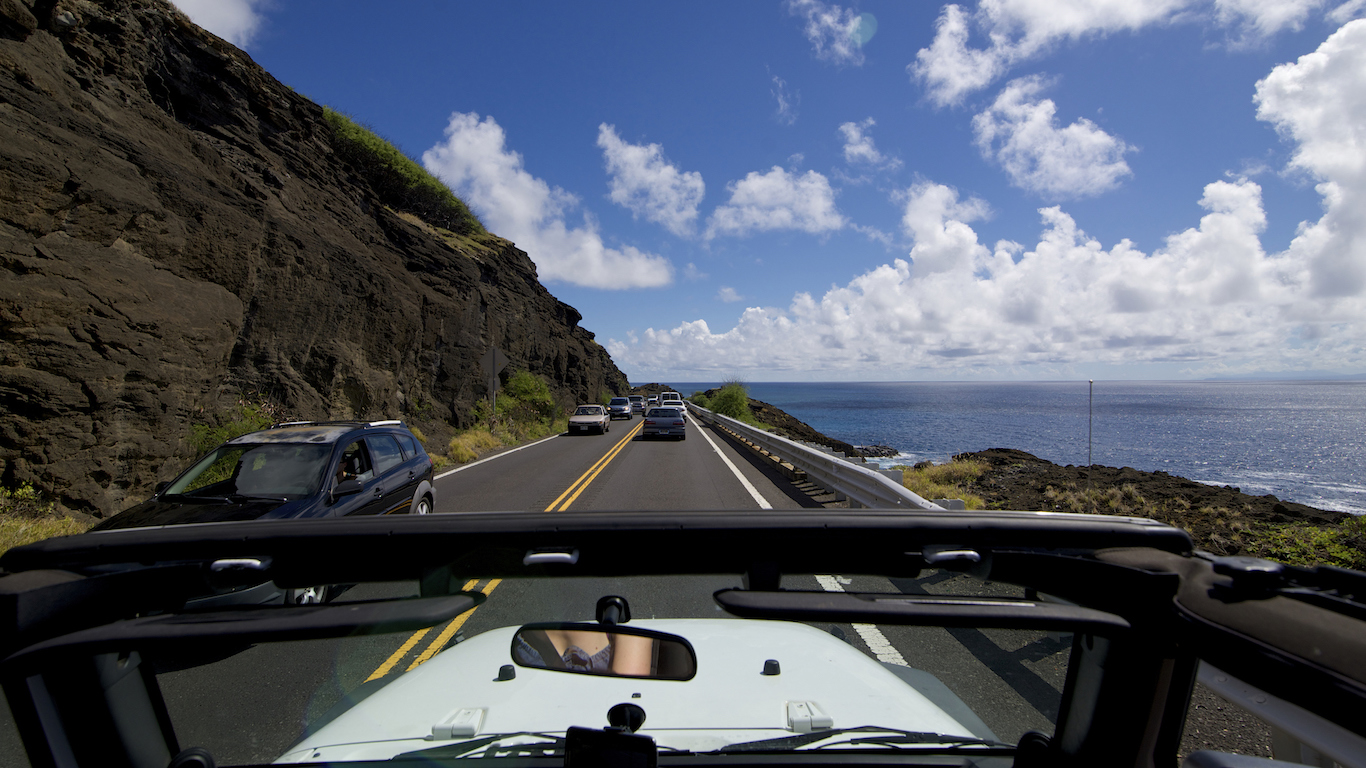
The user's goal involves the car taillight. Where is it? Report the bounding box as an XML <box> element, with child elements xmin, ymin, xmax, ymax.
<box><xmin>644</xmin><ymin>420</ymin><xmax>655</xmax><ymax>425</ymax></box>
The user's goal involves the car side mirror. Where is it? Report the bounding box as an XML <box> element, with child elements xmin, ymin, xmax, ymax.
<box><xmin>331</xmin><ymin>478</ymin><xmax>363</xmax><ymax>501</ymax></box>
<box><xmin>154</xmin><ymin>481</ymin><xmax>170</xmax><ymax>495</ymax></box>
<box><xmin>512</xmin><ymin>623</ymin><xmax>697</xmax><ymax>680</ymax></box>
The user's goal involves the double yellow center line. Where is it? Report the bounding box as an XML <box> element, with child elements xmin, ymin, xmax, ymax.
<box><xmin>544</xmin><ymin>420</ymin><xmax>642</xmax><ymax>512</ymax></box>
<box><xmin>363</xmin><ymin>421</ymin><xmax>642</xmax><ymax>681</ymax></box>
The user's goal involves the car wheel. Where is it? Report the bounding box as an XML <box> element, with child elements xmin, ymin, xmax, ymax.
<box><xmin>286</xmin><ymin>585</ymin><xmax>329</xmax><ymax>605</ymax></box>
<box><xmin>413</xmin><ymin>494</ymin><xmax>433</xmax><ymax>515</ymax></box>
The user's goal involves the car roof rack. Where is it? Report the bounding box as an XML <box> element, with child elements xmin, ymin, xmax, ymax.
<box><xmin>267</xmin><ymin>420</ymin><xmax>406</xmax><ymax>430</ymax></box>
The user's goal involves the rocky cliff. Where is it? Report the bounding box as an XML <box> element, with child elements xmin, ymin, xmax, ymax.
<box><xmin>0</xmin><ymin>0</ymin><xmax>629</xmax><ymax>517</ymax></box>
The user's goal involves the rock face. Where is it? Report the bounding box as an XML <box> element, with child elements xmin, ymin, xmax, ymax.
<box><xmin>0</xmin><ymin>0</ymin><xmax>627</xmax><ymax>516</ymax></box>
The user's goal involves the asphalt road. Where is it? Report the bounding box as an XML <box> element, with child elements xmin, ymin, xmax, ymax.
<box><xmin>0</xmin><ymin>417</ymin><xmax>1069</xmax><ymax>766</ymax></box>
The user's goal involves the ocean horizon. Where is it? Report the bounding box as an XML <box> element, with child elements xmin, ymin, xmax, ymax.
<box><xmin>646</xmin><ymin>380</ymin><xmax>1366</xmax><ymax>515</ymax></box>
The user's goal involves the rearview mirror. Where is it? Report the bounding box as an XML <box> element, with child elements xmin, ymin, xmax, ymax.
<box><xmin>511</xmin><ymin>623</ymin><xmax>697</xmax><ymax>681</ymax></box>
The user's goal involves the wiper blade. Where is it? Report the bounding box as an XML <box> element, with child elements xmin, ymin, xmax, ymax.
<box><xmin>394</xmin><ymin>732</ymin><xmax>565</xmax><ymax>759</ymax></box>
<box><xmin>717</xmin><ymin>726</ymin><xmax>1013</xmax><ymax>753</ymax></box>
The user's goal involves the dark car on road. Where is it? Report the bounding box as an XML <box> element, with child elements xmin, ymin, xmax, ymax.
<box><xmin>92</xmin><ymin>420</ymin><xmax>436</xmax><ymax>532</ymax></box>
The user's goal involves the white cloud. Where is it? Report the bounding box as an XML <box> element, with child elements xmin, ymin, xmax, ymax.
<box><xmin>839</xmin><ymin>118</ymin><xmax>902</xmax><ymax>170</ymax></box>
<box><xmin>1328</xmin><ymin>0</ymin><xmax>1366</xmax><ymax>24</ymax></box>
<box><xmin>597</xmin><ymin>124</ymin><xmax>705</xmax><ymax>237</ymax></box>
<box><xmin>612</xmin><ymin>165</ymin><xmax>1365</xmax><ymax>377</ymax></box>
<box><xmin>973</xmin><ymin>76</ymin><xmax>1135</xmax><ymax>198</ymax></box>
<box><xmin>1216</xmin><ymin>0</ymin><xmax>1324</xmax><ymax>40</ymax></box>
<box><xmin>772</xmin><ymin>75</ymin><xmax>800</xmax><ymax>125</ymax></box>
<box><xmin>910</xmin><ymin>0</ymin><xmax>1325</xmax><ymax>106</ymax></box>
<box><xmin>786</xmin><ymin>0</ymin><xmax>868</xmax><ymax>66</ymax></box>
<box><xmin>909</xmin><ymin>4</ymin><xmax>1009</xmax><ymax>108</ymax></box>
<box><xmin>423</xmin><ymin>113</ymin><xmax>673</xmax><ymax>289</ymax></box>
<box><xmin>717</xmin><ymin>287</ymin><xmax>744</xmax><ymax>303</ymax></box>
<box><xmin>683</xmin><ymin>262</ymin><xmax>708</xmax><ymax>281</ymax></box>
<box><xmin>172</xmin><ymin>0</ymin><xmax>268</xmax><ymax>48</ymax></box>
<box><xmin>1255</xmin><ymin>19</ymin><xmax>1366</xmax><ymax>297</ymax></box>
<box><xmin>705</xmin><ymin>167</ymin><xmax>847</xmax><ymax>238</ymax></box>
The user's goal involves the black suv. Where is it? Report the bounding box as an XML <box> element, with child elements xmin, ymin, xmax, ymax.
<box><xmin>92</xmin><ymin>420</ymin><xmax>436</xmax><ymax>531</ymax></box>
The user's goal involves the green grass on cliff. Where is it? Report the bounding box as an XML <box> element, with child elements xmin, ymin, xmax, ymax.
<box><xmin>0</xmin><ymin>483</ymin><xmax>91</xmax><ymax>556</ymax></box>
<box><xmin>1045</xmin><ymin>481</ymin><xmax>1366</xmax><ymax>570</ymax></box>
<box><xmin>324</xmin><ymin>108</ymin><xmax>484</xmax><ymax>236</ymax></box>
<box><xmin>443</xmin><ymin>371</ymin><xmax>568</xmax><ymax>466</ymax></box>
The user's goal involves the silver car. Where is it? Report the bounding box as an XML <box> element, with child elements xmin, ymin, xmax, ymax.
<box><xmin>642</xmin><ymin>407</ymin><xmax>686</xmax><ymax>440</ymax></box>
<box><xmin>607</xmin><ymin>397</ymin><xmax>633</xmax><ymax>420</ymax></box>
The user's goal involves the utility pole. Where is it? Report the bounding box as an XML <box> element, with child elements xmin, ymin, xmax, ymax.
<box><xmin>1088</xmin><ymin>380</ymin><xmax>1094</xmax><ymax>506</ymax></box>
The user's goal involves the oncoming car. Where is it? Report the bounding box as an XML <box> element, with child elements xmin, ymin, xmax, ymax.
<box><xmin>569</xmin><ymin>404</ymin><xmax>611</xmax><ymax>434</ymax></box>
<box><xmin>608</xmin><ymin>397</ymin><xmax>633</xmax><ymax>420</ymax></box>
<box><xmin>3</xmin><ymin>511</ymin><xmax>1362</xmax><ymax>768</ymax></box>
<box><xmin>92</xmin><ymin>420</ymin><xmax>435</xmax><ymax>531</ymax></box>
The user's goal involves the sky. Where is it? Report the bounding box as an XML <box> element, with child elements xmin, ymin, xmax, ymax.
<box><xmin>172</xmin><ymin>0</ymin><xmax>1366</xmax><ymax>382</ymax></box>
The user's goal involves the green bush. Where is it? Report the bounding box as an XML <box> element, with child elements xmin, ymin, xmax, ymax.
<box><xmin>688</xmin><ymin>391</ymin><xmax>711</xmax><ymax>409</ymax></box>
<box><xmin>498</xmin><ymin>370</ymin><xmax>558</xmax><ymax>421</ymax></box>
<box><xmin>710</xmin><ymin>382</ymin><xmax>752</xmax><ymax>421</ymax></box>
<box><xmin>324</xmin><ymin>108</ymin><xmax>483</xmax><ymax>235</ymax></box>
<box><xmin>188</xmin><ymin>403</ymin><xmax>276</xmax><ymax>455</ymax></box>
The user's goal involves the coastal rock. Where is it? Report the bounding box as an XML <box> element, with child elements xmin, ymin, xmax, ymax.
<box><xmin>953</xmin><ymin>448</ymin><xmax>1348</xmax><ymax>528</ymax></box>
<box><xmin>0</xmin><ymin>0</ymin><xmax>627</xmax><ymax>516</ymax></box>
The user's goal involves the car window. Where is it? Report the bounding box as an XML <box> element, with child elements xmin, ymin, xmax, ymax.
<box><xmin>338</xmin><ymin>440</ymin><xmax>374</xmax><ymax>482</ymax></box>
<box><xmin>168</xmin><ymin>444</ymin><xmax>331</xmax><ymax>498</ymax></box>
<box><xmin>394</xmin><ymin>432</ymin><xmax>417</xmax><ymax>458</ymax></box>
<box><xmin>367</xmin><ymin>435</ymin><xmax>404</xmax><ymax>474</ymax></box>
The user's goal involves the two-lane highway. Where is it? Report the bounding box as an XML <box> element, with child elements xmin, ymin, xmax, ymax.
<box><xmin>434</xmin><ymin>413</ymin><xmax>805</xmax><ymax>512</ymax></box>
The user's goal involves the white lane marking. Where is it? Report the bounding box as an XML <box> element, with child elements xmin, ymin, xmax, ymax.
<box><xmin>815</xmin><ymin>574</ymin><xmax>908</xmax><ymax>667</ymax></box>
<box><xmin>434</xmin><ymin>433</ymin><xmax>561</xmax><ymax>480</ymax></box>
<box><xmin>697</xmin><ymin>422</ymin><xmax>772</xmax><ymax>509</ymax></box>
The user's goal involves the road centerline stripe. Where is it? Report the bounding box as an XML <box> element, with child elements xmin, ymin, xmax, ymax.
<box><xmin>545</xmin><ymin>421</ymin><xmax>642</xmax><ymax>512</ymax></box>
<box><xmin>408</xmin><ymin>578</ymin><xmax>503</xmax><ymax>671</ymax></box>
<box><xmin>365</xmin><ymin>578</ymin><xmax>479</xmax><ymax>682</ymax></box>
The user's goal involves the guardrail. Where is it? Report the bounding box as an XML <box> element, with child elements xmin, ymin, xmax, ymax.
<box><xmin>687</xmin><ymin>403</ymin><xmax>945</xmax><ymax>510</ymax></box>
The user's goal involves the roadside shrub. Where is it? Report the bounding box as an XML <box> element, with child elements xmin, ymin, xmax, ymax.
<box><xmin>688</xmin><ymin>391</ymin><xmax>711</xmax><ymax>409</ymax></box>
<box><xmin>188</xmin><ymin>401</ymin><xmax>279</xmax><ymax>455</ymax></box>
<box><xmin>324</xmin><ymin>108</ymin><xmax>484</xmax><ymax>235</ymax></box>
<box><xmin>897</xmin><ymin>460</ymin><xmax>987</xmax><ymax>510</ymax></box>
<box><xmin>1243</xmin><ymin>517</ymin><xmax>1366</xmax><ymax>571</ymax></box>
<box><xmin>710</xmin><ymin>382</ymin><xmax>752</xmax><ymax>421</ymax></box>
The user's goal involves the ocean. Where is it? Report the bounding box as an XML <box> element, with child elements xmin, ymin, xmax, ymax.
<box><xmin>659</xmin><ymin>381</ymin><xmax>1366</xmax><ymax>515</ymax></box>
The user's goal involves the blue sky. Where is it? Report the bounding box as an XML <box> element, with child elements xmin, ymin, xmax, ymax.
<box><xmin>176</xmin><ymin>0</ymin><xmax>1366</xmax><ymax>382</ymax></box>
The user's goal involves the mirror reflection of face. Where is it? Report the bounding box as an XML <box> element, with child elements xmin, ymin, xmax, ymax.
<box><xmin>512</xmin><ymin>625</ymin><xmax>696</xmax><ymax>680</ymax></box>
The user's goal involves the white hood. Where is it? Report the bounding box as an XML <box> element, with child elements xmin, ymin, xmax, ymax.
<box><xmin>278</xmin><ymin>619</ymin><xmax>976</xmax><ymax>762</ymax></box>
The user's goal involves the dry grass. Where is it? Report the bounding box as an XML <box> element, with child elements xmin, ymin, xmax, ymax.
<box><xmin>0</xmin><ymin>483</ymin><xmax>92</xmax><ymax>556</ymax></box>
<box><xmin>896</xmin><ymin>459</ymin><xmax>988</xmax><ymax>509</ymax></box>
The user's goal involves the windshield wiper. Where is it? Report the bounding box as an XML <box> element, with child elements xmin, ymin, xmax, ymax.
<box><xmin>716</xmin><ymin>726</ymin><xmax>1014</xmax><ymax>753</ymax></box>
<box><xmin>394</xmin><ymin>732</ymin><xmax>565</xmax><ymax>759</ymax></box>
